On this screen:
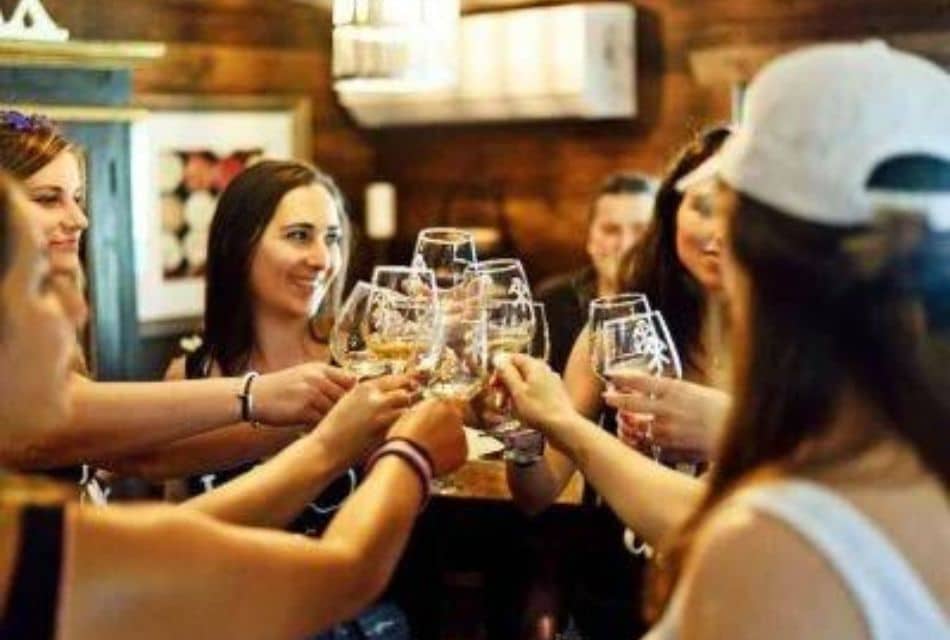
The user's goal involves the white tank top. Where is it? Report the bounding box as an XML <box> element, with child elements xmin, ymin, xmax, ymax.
<box><xmin>645</xmin><ymin>480</ymin><xmax>950</xmax><ymax>640</ymax></box>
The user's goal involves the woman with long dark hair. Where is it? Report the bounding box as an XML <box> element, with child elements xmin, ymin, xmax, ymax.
<box><xmin>498</xmin><ymin>41</ymin><xmax>950</xmax><ymax>638</ymax></box>
<box><xmin>500</xmin><ymin>128</ymin><xmax>731</xmax><ymax>640</ymax></box>
<box><xmin>0</xmin><ymin>114</ymin><xmax>359</xmax><ymax>483</ymax></box>
<box><xmin>0</xmin><ymin>169</ymin><xmax>469</xmax><ymax>638</ymax></box>
<box><xmin>150</xmin><ymin>159</ymin><xmax>424</xmax><ymax>638</ymax></box>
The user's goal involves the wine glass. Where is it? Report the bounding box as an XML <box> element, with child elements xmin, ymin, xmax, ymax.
<box><xmin>588</xmin><ymin>293</ymin><xmax>651</xmax><ymax>382</ymax></box>
<box><xmin>466</xmin><ymin>260</ymin><xmax>534</xmax><ymax>430</ymax></box>
<box><xmin>602</xmin><ymin>310</ymin><xmax>682</xmax><ymax>461</ymax></box>
<box><xmin>329</xmin><ymin>281</ymin><xmax>390</xmax><ymax>380</ymax></box>
<box><xmin>366</xmin><ymin>266</ymin><xmax>440</xmax><ymax>374</ymax></box>
<box><xmin>412</xmin><ymin>227</ymin><xmax>478</xmax><ymax>291</ymax></box>
<box><xmin>499</xmin><ymin>302</ymin><xmax>550</xmax><ymax>465</ymax></box>
<box><xmin>426</xmin><ymin>311</ymin><xmax>490</xmax><ymax>402</ymax></box>
<box><xmin>465</xmin><ymin>258</ymin><xmax>532</xmax><ymax>304</ymax></box>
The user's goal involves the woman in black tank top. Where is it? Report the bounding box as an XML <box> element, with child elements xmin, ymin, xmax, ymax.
<box><xmin>161</xmin><ymin>160</ymin><xmax>413</xmax><ymax>639</ymax></box>
<box><xmin>0</xmin><ymin>167</ymin><xmax>467</xmax><ymax>640</ymax></box>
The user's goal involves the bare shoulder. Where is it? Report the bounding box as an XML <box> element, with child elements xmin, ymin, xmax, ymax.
<box><xmin>678</xmin><ymin>498</ymin><xmax>866</xmax><ymax>640</ymax></box>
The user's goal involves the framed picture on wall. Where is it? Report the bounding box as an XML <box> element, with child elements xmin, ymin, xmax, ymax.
<box><xmin>131</xmin><ymin>94</ymin><xmax>312</xmax><ymax>324</ymax></box>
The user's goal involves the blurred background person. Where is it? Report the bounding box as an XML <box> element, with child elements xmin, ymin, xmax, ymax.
<box><xmin>537</xmin><ymin>172</ymin><xmax>656</xmax><ymax>374</ymax></box>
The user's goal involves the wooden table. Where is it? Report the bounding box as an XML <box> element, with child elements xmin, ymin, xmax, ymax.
<box><xmin>433</xmin><ymin>458</ymin><xmax>584</xmax><ymax>505</ymax></box>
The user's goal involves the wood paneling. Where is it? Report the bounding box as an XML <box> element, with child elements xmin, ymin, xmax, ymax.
<box><xmin>8</xmin><ymin>0</ymin><xmax>949</xmax><ymax>282</ymax></box>
<box><xmin>373</xmin><ymin>0</ymin><xmax>950</xmax><ymax>281</ymax></box>
<box><xmin>22</xmin><ymin>0</ymin><xmax>375</xmax><ymax>201</ymax></box>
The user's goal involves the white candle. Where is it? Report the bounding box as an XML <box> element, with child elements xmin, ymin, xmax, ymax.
<box><xmin>365</xmin><ymin>181</ymin><xmax>396</xmax><ymax>240</ymax></box>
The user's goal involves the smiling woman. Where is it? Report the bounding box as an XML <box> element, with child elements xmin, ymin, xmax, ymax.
<box><xmin>194</xmin><ymin>160</ymin><xmax>350</xmax><ymax>376</ymax></box>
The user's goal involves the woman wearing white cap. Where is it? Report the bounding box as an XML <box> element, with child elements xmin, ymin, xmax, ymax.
<box><xmin>496</xmin><ymin>41</ymin><xmax>950</xmax><ymax>638</ymax></box>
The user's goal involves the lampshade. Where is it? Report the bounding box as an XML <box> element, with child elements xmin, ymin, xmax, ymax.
<box><xmin>332</xmin><ymin>0</ymin><xmax>459</xmax><ymax>93</ymax></box>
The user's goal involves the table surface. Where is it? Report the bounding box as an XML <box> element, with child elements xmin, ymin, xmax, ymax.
<box><xmin>433</xmin><ymin>458</ymin><xmax>584</xmax><ymax>505</ymax></box>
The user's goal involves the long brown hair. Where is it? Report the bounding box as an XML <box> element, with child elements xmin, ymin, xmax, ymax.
<box><xmin>649</xmin><ymin>176</ymin><xmax>950</xmax><ymax>618</ymax></box>
<box><xmin>191</xmin><ymin>160</ymin><xmax>351</xmax><ymax>376</ymax></box>
<box><xmin>620</xmin><ymin>126</ymin><xmax>730</xmax><ymax>375</ymax></box>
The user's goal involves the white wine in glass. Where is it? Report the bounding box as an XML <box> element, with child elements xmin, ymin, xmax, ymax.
<box><xmin>426</xmin><ymin>316</ymin><xmax>490</xmax><ymax>402</ymax></box>
<box><xmin>368</xmin><ymin>266</ymin><xmax>440</xmax><ymax>374</ymax></box>
<box><xmin>329</xmin><ymin>281</ymin><xmax>389</xmax><ymax>380</ymax></box>
<box><xmin>603</xmin><ymin>310</ymin><xmax>682</xmax><ymax>461</ymax></box>
<box><xmin>588</xmin><ymin>293</ymin><xmax>651</xmax><ymax>381</ymax></box>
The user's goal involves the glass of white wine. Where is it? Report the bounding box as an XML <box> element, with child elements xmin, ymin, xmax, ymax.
<box><xmin>602</xmin><ymin>310</ymin><xmax>685</xmax><ymax>557</ymax></box>
<box><xmin>329</xmin><ymin>281</ymin><xmax>390</xmax><ymax>380</ymax></box>
<box><xmin>588</xmin><ymin>293</ymin><xmax>651</xmax><ymax>382</ymax></box>
<box><xmin>498</xmin><ymin>302</ymin><xmax>550</xmax><ymax>465</ymax></box>
<box><xmin>426</xmin><ymin>312</ymin><xmax>490</xmax><ymax>402</ymax></box>
<box><xmin>366</xmin><ymin>266</ymin><xmax>440</xmax><ymax>375</ymax></box>
<box><xmin>602</xmin><ymin>310</ymin><xmax>682</xmax><ymax>461</ymax></box>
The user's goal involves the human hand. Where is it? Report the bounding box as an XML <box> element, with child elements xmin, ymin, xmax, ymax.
<box><xmin>313</xmin><ymin>374</ymin><xmax>420</xmax><ymax>467</ymax></box>
<box><xmin>603</xmin><ymin>372</ymin><xmax>730</xmax><ymax>459</ymax></box>
<box><xmin>388</xmin><ymin>399</ymin><xmax>468</xmax><ymax>476</ymax></box>
<box><xmin>253</xmin><ymin>362</ymin><xmax>357</xmax><ymax>426</ymax></box>
<box><xmin>469</xmin><ymin>377</ymin><xmax>512</xmax><ymax>433</ymax></box>
<box><xmin>493</xmin><ymin>354</ymin><xmax>581</xmax><ymax>444</ymax></box>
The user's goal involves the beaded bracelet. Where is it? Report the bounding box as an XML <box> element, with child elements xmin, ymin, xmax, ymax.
<box><xmin>365</xmin><ymin>439</ymin><xmax>433</xmax><ymax>512</ymax></box>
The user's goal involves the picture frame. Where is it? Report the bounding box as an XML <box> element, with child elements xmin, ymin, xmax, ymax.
<box><xmin>130</xmin><ymin>94</ymin><xmax>312</xmax><ymax>324</ymax></box>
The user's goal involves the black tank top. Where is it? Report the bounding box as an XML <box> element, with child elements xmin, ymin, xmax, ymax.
<box><xmin>182</xmin><ymin>350</ymin><xmax>359</xmax><ymax>537</ymax></box>
<box><xmin>0</xmin><ymin>506</ymin><xmax>65</xmax><ymax>640</ymax></box>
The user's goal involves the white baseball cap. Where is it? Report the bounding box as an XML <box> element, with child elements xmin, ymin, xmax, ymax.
<box><xmin>677</xmin><ymin>41</ymin><xmax>950</xmax><ymax>231</ymax></box>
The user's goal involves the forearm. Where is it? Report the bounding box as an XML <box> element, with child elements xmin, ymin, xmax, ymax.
<box><xmin>181</xmin><ymin>432</ymin><xmax>347</xmax><ymax>528</ymax></box>
<box><xmin>506</xmin><ymin>446</ymin><xmax>576</xmax><ymax>514</ymax></box>
<box><xmin>96</xmin><ymin>425</ymin><xmax>299</xmax><ymax>482</ymax></box>
<box><xmin>320</xmin><ymin>456</ymin><xmax>424</xmax><ymax>595</ymax></box>
<box><xmin>1</xmin><ymin>374</ymin><xmax>245</xmax><ymax>469</ymax></box>
<box><xmin>556</xmin><ymin>413</ymin><xmax>705</xmax><ymax>544</ymax></box>
<box><xmin>64</xmin><ymin>493</ymin><xmax>420</xmax><ymax>640</ymax></box>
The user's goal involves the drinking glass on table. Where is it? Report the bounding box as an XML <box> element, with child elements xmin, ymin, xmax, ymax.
<box><xmin>329</xmin><ymin>281</ymin><xmax>391</xmax><ymax>380</ymax></box>
<box><xmin>588</xmin><ymin>293</ymin><xmax>651</xmax><ymax>383</ymax></box>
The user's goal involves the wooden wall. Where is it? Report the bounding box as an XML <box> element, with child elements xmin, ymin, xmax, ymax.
<box><xmin>10</xmin><ymin>0</ymin><xmax>950</xmax><ymax>286</ymax></box>
<box><xmin>21</xmin><ymin>0</ymin><xmax>376</xmax><ymax>203</ymax></box>
<box><xmin>374</xmin><ymin>0</ymin><xmax>950</xmax><ymax>282</ymax></box>
<box><xmin>13</xmin><ymin>0</ymin><xmax>950</xmax><ymax>278</ymax></box>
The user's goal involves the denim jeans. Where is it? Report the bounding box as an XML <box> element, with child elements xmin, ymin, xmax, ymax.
<box><xmin>309</xmin><ymin>602</ymin><xmax>411</xmax><ymax>640</ymax></box>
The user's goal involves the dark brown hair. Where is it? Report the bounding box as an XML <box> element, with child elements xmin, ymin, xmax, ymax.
<box><xmin>194</xmin><ymin>160</ymin><xmax>350</xmax><ymax>376</ymax></box>
<box><xmin>620</xmin><ymin>126</ymin><xmax>730</xmax><ymax>375</ymax></box>
<box><xmin>650</xmin><ymin>185</ymin><xmax>950</xmax><ymax>618</ymax></box>
<box><xmin>588</xmin><ymin>171</ymin><xmax>656</xmax><ymax>224</ymax></box>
